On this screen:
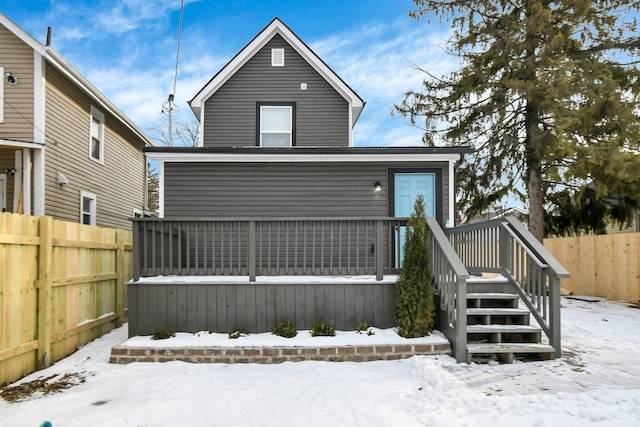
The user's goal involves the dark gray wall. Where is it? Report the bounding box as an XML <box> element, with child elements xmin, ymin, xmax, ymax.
<box><xmin>128</xmin><ymin>280</ymin><xmax>396</xmax><ymax>336</ymax></box>
<box><xmin>163</xmin><ymin>161</ymin><xmax>450</xmax><ymax>222</ymax></box>
<box><xmin>203</xmin><ymin>34</ymin><xmax>350</xmax><ymax>148</ymax></box>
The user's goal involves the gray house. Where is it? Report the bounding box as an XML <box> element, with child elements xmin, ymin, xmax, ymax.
<box><xmin>130</xmin><ymin>18</ymin><xmax>567</xmax><ymax>363</ymax></box>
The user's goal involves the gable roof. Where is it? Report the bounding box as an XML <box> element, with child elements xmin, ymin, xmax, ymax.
<box><xmin>189</xmin><ymin>18</ymin><xmax>365</xmax><ymax>128</ymax></box>
<box><xmin>0</xmin><ymin>12</ymin><xmax>154</xmax><ymax>147</ymax></box>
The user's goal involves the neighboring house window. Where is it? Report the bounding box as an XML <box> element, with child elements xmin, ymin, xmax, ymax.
<box><xmin>271</xmin><ymin>48</ymin><xmax>284</xmax><ymax>67</ymax></box>
<box><xmin>80</xmin><ymin>191</ymin><xmax>97</xmax><ymax>225</ymax></box>
<box><xmin>89</xmin><ymin>106</ymin><xmax>105</xmax><ymax>163</ymax></box>
<box><xmin>257</xmin><ymin>103</ymin><xmax>295</xmax><ymax>147</ymax></box>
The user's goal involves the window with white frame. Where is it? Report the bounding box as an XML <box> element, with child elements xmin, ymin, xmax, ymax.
<box><xmin>89</xmin><ymin>106</ymin><xmax>104</xmax><ymax>163</ymax></box>
<box><xmin>258</xmin><ymin>103</ymin><xmax>295</xmax><ymax>147</ymax></box>
<box><xmin>80</xmin><ymin>191</ymin><xmax>97</xmax><ymax>225</ymax></box>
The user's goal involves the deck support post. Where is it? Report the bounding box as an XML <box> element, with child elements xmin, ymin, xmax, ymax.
<box><xmin>132</xmin><ymin>220</ymin><xmax>141</xmax><ymax>281</ymax></box>
<box><xmin>248</xmin><ymin>220</ymin><xmax>256</xmax><ymax>281</ymax></box>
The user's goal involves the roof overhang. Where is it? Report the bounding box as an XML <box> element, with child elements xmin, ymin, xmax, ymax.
<box><xmin>189</xmin><ymin>18</ymin><xmax>365</xmax><ymax>128</ymax></box>
<box><xmin>145</xmin><ymin>146</ymin><xmax>473</xmax><ymax>163</ymax></box>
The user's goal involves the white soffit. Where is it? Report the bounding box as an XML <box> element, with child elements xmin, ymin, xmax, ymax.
<box><xmin>146</xmin><ymin>152</ymin><xmax>462</xmax><ymax>163</ymax></box>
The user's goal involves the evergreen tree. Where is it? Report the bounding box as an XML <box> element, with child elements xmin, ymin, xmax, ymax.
<box><xmin>395</xmin><ymin>195</ymin><xmax>435</xmax><ymax>338</ymax></box>
<box><xmin>395</xmin><ymin>1</ymin><xmax>640</xmax><ymax>240</ymax></box>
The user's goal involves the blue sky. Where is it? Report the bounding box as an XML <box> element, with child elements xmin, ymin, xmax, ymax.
<box><xmin>2</xmin><ymin>0</ymin><xmax>457</xmax><ymax>147</ymax></box>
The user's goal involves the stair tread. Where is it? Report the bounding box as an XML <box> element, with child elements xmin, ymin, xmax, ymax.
<box><xmin>467</xmin><ymin>324</ymin><xmax>541</xmax><ymax>333</ymax></box>
<box><xmin>467</xmin><ymin>343</ymin><xmax>555</xmax><ymax>353</ymax></box>
<box><xmin>467</xmin><ymin>308</ymin><xmax>529</xmax><ymax>315</ymax></box>
<box><xmin>466</xmin><ymin>293</ymin><xmax>518</xmax><ymax>299</ymax></box>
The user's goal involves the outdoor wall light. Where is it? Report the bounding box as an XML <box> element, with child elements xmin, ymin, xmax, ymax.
<box><xmin>4</xmin><ymin>168</ymin><xmax>16</xmax><ymax>176</ymax></box>
<box><xmin>5</xmin><ymin>72</ymin><xmax>17</xmax><ymax>85</ymax></box>
<box><xmin>374</xmin><ymin>181</ymin><xmax>382</xmax><ymax>192</ymax></box>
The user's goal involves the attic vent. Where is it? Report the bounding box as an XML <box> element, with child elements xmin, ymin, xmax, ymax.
<box><xmin>271</xmin><ymin>48</ymin><xmax>285</xmax><ymax>67</ymax></box>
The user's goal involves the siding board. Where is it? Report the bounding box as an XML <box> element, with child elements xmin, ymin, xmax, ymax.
<box><xmin>204</xmin><ymin>35</ymin><xmax>349</xmax><ymax>148</ymax></box>
<box><xmin>164</xmin><ymin>161</ymin><xmax>450</xmax><ymax>223</ymax></box>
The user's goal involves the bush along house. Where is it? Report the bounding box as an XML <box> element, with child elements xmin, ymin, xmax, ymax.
<box><xmin>129</xmin><ymin>18</ymin><xmax>568</xmax><ymax>363</ymax></box>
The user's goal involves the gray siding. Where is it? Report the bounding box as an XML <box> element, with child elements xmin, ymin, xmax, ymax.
<box><xmin>203</xmin><ymin>34</ymin><xmax>350</xmax><ymax>148</ymax></box>
<box><xmin>163</xmin><ymin>161</ymin><xmax>450</xmax><ymax>223</ymax></box>
<box><xmin>128</xmin><ymin>280</ymin><xmax>396</xmax><ymax>336</ymax></box>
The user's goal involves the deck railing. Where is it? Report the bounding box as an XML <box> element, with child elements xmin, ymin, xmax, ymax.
<box><xmin>426</xmin><ymin>217</ymin><xmax>470</xmax><ymax>363</ymax></box>
<box><xmin>132</xmin><ymin>217</ymin><xmax>407</xmax><ymax>281</ymax></box>
<box><xmin>446</xmin><ymin>217</ymin><xmax>569</xmax><ymax>357</ymax></box>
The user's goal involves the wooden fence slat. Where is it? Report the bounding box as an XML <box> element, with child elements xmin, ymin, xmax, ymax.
<box><xmin>544</xmin><ymin>233</ymin><xmax>640</xmax><ymax>303</ymax></box>
<box><xmin>0</xmin><ymin>213</ymin><xmax>132</xmax><ymax>385</ymax></box>
<box><xmin>37</xmin><ymin>216</ymin><xmax>53</xmax><ymax>369</ymax></box>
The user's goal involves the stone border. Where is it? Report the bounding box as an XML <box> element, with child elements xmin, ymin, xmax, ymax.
<box><xmin>109</xmin><ymin>343</ymin><xmax>451</xmax><ymax>364</ymax></box>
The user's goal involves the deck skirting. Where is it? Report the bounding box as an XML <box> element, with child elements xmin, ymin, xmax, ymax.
<box><xmin>128</xmin><ymin>278</ymin><xmax>397</xmax><ymax>337</ymax></box>
<box><xmin>109</xmin><ymin>342</ymin><xmax>451</xmax><ymax>364</ymax></box>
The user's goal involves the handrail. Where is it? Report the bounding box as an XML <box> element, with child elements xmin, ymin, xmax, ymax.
<box><xmin>426</xmin><ymin>217</ymin><xmax>469</xmax><ymax>363</ymax></box>
<box><xmin>132</xmin><ymin>217</ymin><xmax>408</xmax><ymax>281</ymax></box>
<box><xmin>504</xmin><ymin>217</ymin><xmax>570</xmax><ymax>278</ymax></box>
<box><xmin>446</xmin><ymin>216</ymin><xmax>566</xmax><ymax>358</ymax></box>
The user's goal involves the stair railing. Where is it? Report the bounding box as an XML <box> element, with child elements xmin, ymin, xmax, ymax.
<box><xmin>446</xmin><ymin>217</ymin><xmax>569</xmax><ymax>358</ymax></box>
<box><xmin>426</xmin><ymin>217</ymin><xmax>470</xmax><ymax>363</ymax></box>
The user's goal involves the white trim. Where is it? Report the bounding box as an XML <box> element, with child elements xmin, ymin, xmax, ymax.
<box><xmin>0</xmin><ymin>66</ymin><xmax>4</xmax><ymax>123</ymax></box>
<box><xmin>146</xmin><ymin>152</ymin><xmax>463</xmax><ymax>164</ymax></box>
<box><xmin>22</xmin><ymin>148</ymin><xmax>31</xmax><ymax>215</ymax></box>
<box><xmin>0</xmin><ymin>138</ymin><xmax>45</xmax><ymax>149</ymax></box>
<box><xmin>159</xmin><ymin>161</ymin><xmax>165</xmax><ymax>218</ymax></box>
<box><xmin>259</xmin><ymin>105</ymin><xmax>292</xmax><ymax>146</ymax></box>
<box><xmin>12</xmin><ymin>151</ymin><xmax>22</xmax><ymax>212</ymax></box>
<box><xmin>448</xmin><ymin>159</ymin><xmax>455</xmax><ymax>227</ymax></box>
<box><xmin>33</xmin><ymin>148</ymin><xmax>45</xmax><ymax>215</ymax></box>
<box><xmin>132</xmin><ymin>208</ymin><xmax>144</xmax><ymax>218</ymax></box>
<box><xmin>80</xmin><ymin>190</ymin><xmax>97</xmax><ymax>225</ymax></box>
<box><xmin>190</xmin><ymin>18</ymin><xmax>364</xmax><ymax>129</ymax></box>
<box><xmin>33</xmin><ymin>51</ymin><xmax>46</xmax><ymax>144</ymax></box>
<box><xmin>89</xmin><ymin>105</ymin><xmax>105</xmax><ymax>164</ymax></box>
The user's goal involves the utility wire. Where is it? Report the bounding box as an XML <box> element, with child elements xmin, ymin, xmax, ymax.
<box><xmin>172</xmin><ymin>0</ymin><xmax>185</xmax><ymax>97</ymax></box>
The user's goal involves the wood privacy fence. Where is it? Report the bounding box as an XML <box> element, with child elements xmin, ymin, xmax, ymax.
<box><xmin>0</xmin><ymin>213</ymin><xmax>132</xmax><ymax>385</ymax></box>
<box><xmin>544</xmin><ymin>233</ymin><xmax>640</xmax><ymax>303</ymax></box>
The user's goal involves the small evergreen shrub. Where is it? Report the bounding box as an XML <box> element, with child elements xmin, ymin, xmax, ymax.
<box><xmin>228</xmin><ymin>328</ymin><xmax>249</xmax><ymax>339</ymax></box>
<box><xmin>310</xmin><ymin>320</ymin><xmax>335</xmax><ymax>337</ymax></box>
<box><xmin>356</xmin><ymin>320</ymin><xmax>375</xmax><ymax>336</ymax></box>
<box><xmin>394</xmin><ymin>195</ymin><xmax>435</xmax><ymax>338</ymax></box>
<box><xmin>151</xmin><ymin>327</ymin><xmax>175</xmax><ymax>340</ymax></box>
<box><xmin>272</xmin><ymin>321</ymin><xmax>297</xmax><ymax>338</ymax></box>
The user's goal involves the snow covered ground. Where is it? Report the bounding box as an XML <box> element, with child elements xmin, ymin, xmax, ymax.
<box><xmin>1</xmin><ymin>297</ymin><xmax>640</xmax><ymax>427</ymax></box>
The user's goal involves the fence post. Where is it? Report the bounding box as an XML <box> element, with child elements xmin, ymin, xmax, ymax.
<box><xmin>115</xmin><ymin>229</ymin><xmax>126</xmax><ymax>327</ymax></box>
<box><xmin>132</xmin><ymin>220</ymin><xmax>141</xmax><ymax>281</ymax></box>
<box><xmin>248</xmin><ymin>220</ymin><xmax>256</xmax><ymax>281</ymax></box>
<box><xmin>375</xmin><ymin>220</ymin><xmax>384</xmax><ymax>281</ymax></box>
<box><xmin>550</xmin><ymin>275</ymin><xmax>562</xmax><ymax>357</ymax></box>
<box><xmin>37</xmin><ymin>216</ymin><xmax>52</xmax><ymax>369</ymax></box>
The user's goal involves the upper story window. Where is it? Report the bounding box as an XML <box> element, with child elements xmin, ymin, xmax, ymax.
<box><xmin>258</xmin><ymin>103</ymin><xmax>295</xmax><ymax>147</ymax></box>
<box><xmin>89</xmin><ymin>105</ymin><xmax>105</xmax><ymax>163</ymax></box>
<box><xmin>80</xmin><ymin>191</ymin><xmax>97</xmax><ymax>225</ymax></box>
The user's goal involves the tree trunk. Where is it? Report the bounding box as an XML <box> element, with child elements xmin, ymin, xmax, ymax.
<box><xmin>528</xmin><ymin>165</ymin><xmax>545</xmax><ymax>242</ymax></box>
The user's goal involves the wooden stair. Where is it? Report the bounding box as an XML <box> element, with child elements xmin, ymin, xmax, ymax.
<box><xmin>464</xmin><ymin>277</ymin><xmax>555</xmax><ymax>363</ymax></box>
